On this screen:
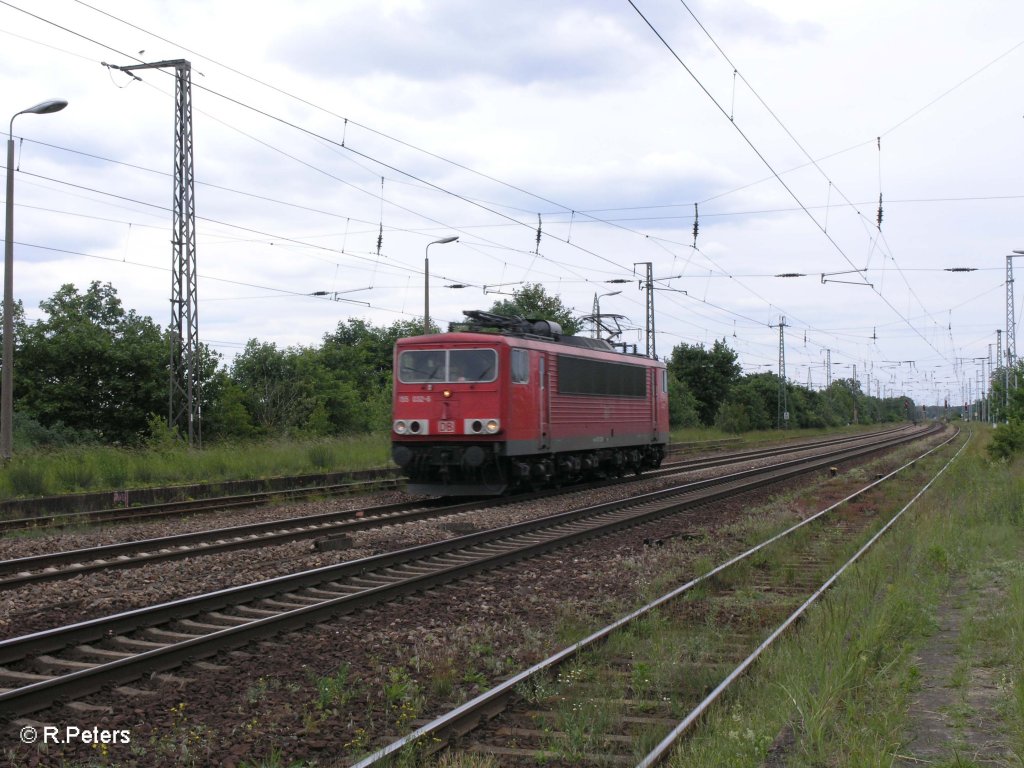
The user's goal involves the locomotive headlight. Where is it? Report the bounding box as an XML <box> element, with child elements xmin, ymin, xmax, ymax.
<box><xmin>464</xmin><ymin>418</ymin><xmax>500</xmax><ymax>434</ymax></box>
<box><xmin>395</xmin><ymin>419</ymin><xmax>428</xmax><ymax>435</ymax></box>
<box><xmin>443</xmin><ymin>389</ymin><xmax>452</xmax><ymax>399</ymax></box>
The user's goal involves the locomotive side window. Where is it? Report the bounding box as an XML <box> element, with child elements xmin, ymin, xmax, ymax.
<box><xmin>556</xmin><ymin>354</ymin><xmax>646</xmax><ymax>397</ymax></box>
<box><xmin>398</xmin><ymin>349</ymin><xmax>497</xmax><ymax>383</ymax></box>
<box><xmin>511</xmin><ymin>349</ymin><xmax>529</xmax><ymax>383</ymax></box>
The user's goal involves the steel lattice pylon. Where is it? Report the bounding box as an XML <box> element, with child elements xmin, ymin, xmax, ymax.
<box><xmin>633</xmin><ymin>261</ymin><xmax>658</xmax><ymax>359</ymax></box>
<box><xmin>118</xmin><ymin>59</ymin><xmax>200</xmax><ymax>446</ymax></box>
<box><xmin>777</xmin><ymin>316</ymin><xmax>788</xmax><ymax>428</ymax></box>
<box><xmin>642</xmin><ymin>262</ymin><xmax>655</xmax><ymax>359</ymax></box>
<box><xmin>1007</xmin><ymin>254</ymin><xmax>1016</xmax><ymax>372</ymax></box>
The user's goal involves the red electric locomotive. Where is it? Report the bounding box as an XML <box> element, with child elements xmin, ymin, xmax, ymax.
<box><xmin>391</xmin><ymin>311</ymin><xmax>670</xmax><ymax>495</ymax></box>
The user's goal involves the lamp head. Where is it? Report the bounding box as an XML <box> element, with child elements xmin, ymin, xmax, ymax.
<box><xmin>10</xmin><ymin>99</ymin><xmax>68</xmax><ymax>136</ymax></box>
<box><xmin>22</xmin><ymin>99</ymin><xmax>68</xmax><ymax>116</ymax></box>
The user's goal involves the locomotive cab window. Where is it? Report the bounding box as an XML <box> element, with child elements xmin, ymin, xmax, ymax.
<box><xmin>398</xmin><ymin>348</ymin><xmax>497</xmax><ymax>384</ymax></box>
<box><xmin>511</xmin><ymin>348</ymin><xmax>529</xmax><ymax>383</ymax></box>
<box><xmin>449</xmin><ymin>349</ymin><xmax>497</xmax><ymax>382</ymax></box>
<box><xmin>398</xmin><ymin>350</ymin><xmax>446</xmax><ymax>382</ymax></box>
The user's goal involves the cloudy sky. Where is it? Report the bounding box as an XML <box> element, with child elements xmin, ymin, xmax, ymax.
<box><xmin>2</xmin><ymin>0</ymin><xmax>1023</xmax><ymax>408</ymax></box>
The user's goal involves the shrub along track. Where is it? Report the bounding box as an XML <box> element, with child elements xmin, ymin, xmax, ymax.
<box><xmin>0</xmin><ymin>423</ymin><xmax>942</xmax><ymax>765</ymax></box>
<box><xmin>0</xmin><ymin>427</ymin><xmax>912</xmax><ymax>589</ymax></box>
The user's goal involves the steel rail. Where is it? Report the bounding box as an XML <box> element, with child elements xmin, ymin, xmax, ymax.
<box><xmin>0</xmin><ymin>425</ymin><xmax>938</xmax><ymax>720</ymax></box>
<box><xmin>0</xmin><ymin>427</ymin><xmax>905</xmax><ymax>535</ymax></box>
<box><xmin>0</xmin><ymin>477</ymin><xmax>400</xmax><ymax>534</ymax></box>
<box><xmin>0</xmin><ymin>498</ymin><xmax>458</xmax><ymax>588</ymax></box>
<box><xmin>635</xmin><ymin>428</ymin><xmax>970</xmax><ymax>766</ymax></box>
<box><xmin>349</xmin><ymin>425</ymin><xmax>959</xmax><ymax>766</ymax></box>
<box><xmin>2</xmin><ymin>425</ymin><xmax>931</xmax><ymax>647</ymax></box>
<box><xmin>0</xmin><ymin>427</ymin><xmax>910</xmax><ymax>588</ymax></box>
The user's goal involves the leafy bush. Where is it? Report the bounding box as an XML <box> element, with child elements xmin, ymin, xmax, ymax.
<box><xmin>54</xmin><ymin>452</ymin><xmax>97</xmax><ymax>490</ymax></box>
<box><xmin>307</xmin><ymin>442</ymin><xmax>336</xmax><ymax>470</ymax></box>
<box><xmin>144</xmin><ymin>412</ymin><xmax>184</xmax><ymax>453</ymax></box>
<box><xmin>716</xmin><ymin>401</ymin><xmax>752</xmax><ymax>434</ymax></box>
<box><xmin>12</xmin><ymin>411</ymin><xmax>100</xmax><ymax>449</ymax></box>
<box><xmin>987</xmin><ymin>420</ymin><xmax>1024</xmax><ymax>460</ymax></box>
<box><xmin>4</xmin><ymin>460</ymin><xmax>50</xmax><ymax>496</ymax></box>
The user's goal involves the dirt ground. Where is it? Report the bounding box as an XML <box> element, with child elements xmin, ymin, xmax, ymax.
<box><xmin>896</xmin><ymin>570</ymin><xmax>1021</xmax><ymax>767</ymax></box>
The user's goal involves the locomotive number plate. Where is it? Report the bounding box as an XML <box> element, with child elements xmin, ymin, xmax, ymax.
<box><xmin>437</xmin><ymin>420</ymin><xmax>456</xmax><ymax>433</ymax></box>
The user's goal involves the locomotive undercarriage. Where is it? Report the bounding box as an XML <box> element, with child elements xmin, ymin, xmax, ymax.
<box><xmin>392</xmin><ymin>442</ymin><xmax>665</xmax><ymax>496</ymax></box>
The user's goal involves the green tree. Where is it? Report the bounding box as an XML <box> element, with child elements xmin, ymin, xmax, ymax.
<box><xmin>790</xmin><ymin>385</ymin><xmax>827</xmax><ymax>428</ymax></box>
<box><xmin>16</xmin><ymin>282</ymin><xmax>166</xmax><ymax>443</ymax></box>
<box><xmin>667</xmin><ymin>374</ymin><xmax>701</xmax><ymax>428</ymax></box>
<box><xmin>667</xmin><ymin>339</ymin><xmax>741</xmax><ymax>426</ymax></box>
<box><xmin>0</xmin><ymin>297</ymin><xmax>26</xmax><ymax>353</ymax></box>
<box><xmin>824</xmin><ymin>379</ymin><xmax>859</xmax><ymax>424</ymax></box>
<box><xmin>230</xmin><ymin>340</ymin><xmax>314</xmax><ymax>433</ymax></box>
<box><xmin>201</xmin><ymin>372</ymin><xmax>256</xmax><ymax>441</ymax></box>
<box><xmin>318</xmin><ymin>318</ymin><xmax>422</xmax><ymax>432</ymax></box>
<box><xmin>293</xmin><ymin>345</ymin><xmax>369</xmax><ymax>434</ymax></box>
<box><xmin>487</xmin><ymin>282</ymin><xmax>582</xmax><ymax>335</ymax></box>
<box><xmin>717</xmin><ymin>373</ymin><xmax>775</xmax><ymax>432</ymax></box>
<box><xmin>320</xmin><ymin>318</ymin><xmax>420</xmax><ymax>392</ymax></box>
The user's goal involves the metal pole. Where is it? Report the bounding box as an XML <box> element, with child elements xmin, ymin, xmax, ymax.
<box><xmin>2</xmin><ymin>100</ymin><xmax>67</xmax><ymax>460</ymax></box>
<box><xmin>2</xmin><ymin>136</ymin><xmax>14</xmax><ymax>460</ymax></box>
<box><xmin>423</xmin><ymin>236</ymin><xmax>458</xmax><ymax>334</ymax></box>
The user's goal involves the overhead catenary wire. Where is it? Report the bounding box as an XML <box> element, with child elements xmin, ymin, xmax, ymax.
<box><xmin>628</xmin><ymin>0</ymin><xmax>969</xmax><ymax>384</ymax></box>
<box><xmin>1</xmin><ymin>0</ymin><xmax>1006</xmax><ymax>398</ymax></box>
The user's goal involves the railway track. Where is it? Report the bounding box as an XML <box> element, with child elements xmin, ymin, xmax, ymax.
<box><xmin>0</xmin><ymin>428</ymin><xmax>903</xmax><ymax>536</ymax></box>
<box><xmin>0</xmin><ymin>427</ymin><xmax>915</xmax><ymax>589</ymax></box>
<box><xmin>0</xmin><ymin>476</ymin><xmax>401</xmax><ymax>535</ymax></box>
<box><xmin>352</xmin><ymin>426</ymin><xmax>964</xmax><ymax>766</ymax></box>
<box><xmin>0</xmin><ymin>424</ymin><xmax>938</xmax><ymax>722</ymax></box>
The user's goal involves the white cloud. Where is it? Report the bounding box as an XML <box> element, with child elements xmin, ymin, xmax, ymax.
<box><xmin>1</xmin><ymin>0</ymin><xmax>1021</xmax><ymax>406</ymax></box>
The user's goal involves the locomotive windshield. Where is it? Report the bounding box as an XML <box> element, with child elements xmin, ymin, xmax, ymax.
<box><xmin>398</xmin><ymin>348</ymin><xmax>497</xmax><ymax>383</ymax></box>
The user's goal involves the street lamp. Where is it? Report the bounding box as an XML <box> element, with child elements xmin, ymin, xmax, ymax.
<box><xmin>423</xmin><ymin>236</ymin><xmax>458</xmax><ymax>334</ymax></box>
<box><xmin>3</xmin><ymin>99</ymin><xmax>68</xmax><ymax>460</ymax></box>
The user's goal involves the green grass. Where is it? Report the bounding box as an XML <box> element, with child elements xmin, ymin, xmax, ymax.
<box><xmin>667</xmin><ymin>430</ymin><xmax>1024</xmax><ymax>766</ymax></box>
<box><xmin>0</xmin><ymin>423</ymin><xmax>878</xmax><ymax>500</ymax></box>
<box><xmin>0</xmin><ymin>433</ymin><xmax>391</xmax><ymax>500</ymax></box>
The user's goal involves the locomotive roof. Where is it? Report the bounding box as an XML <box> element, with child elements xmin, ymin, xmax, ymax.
<box><xmin>432</xmin><ymin>329</ymin><xmax>617</xmax><ymax>352</ymax></box>
<box><xmin>397</xmin><ymin>310</ymin><xmax>659</xmax><ymax>360</ymax></box>
<box><xmin>452</xmin><ymin>309</ymin><xmax>615</xmax><ymax>350</ymax></box>
<box><xmin>400</xmin><ymin>331</ymin><xmax>664</xmax><ymax>365</ymax></box>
